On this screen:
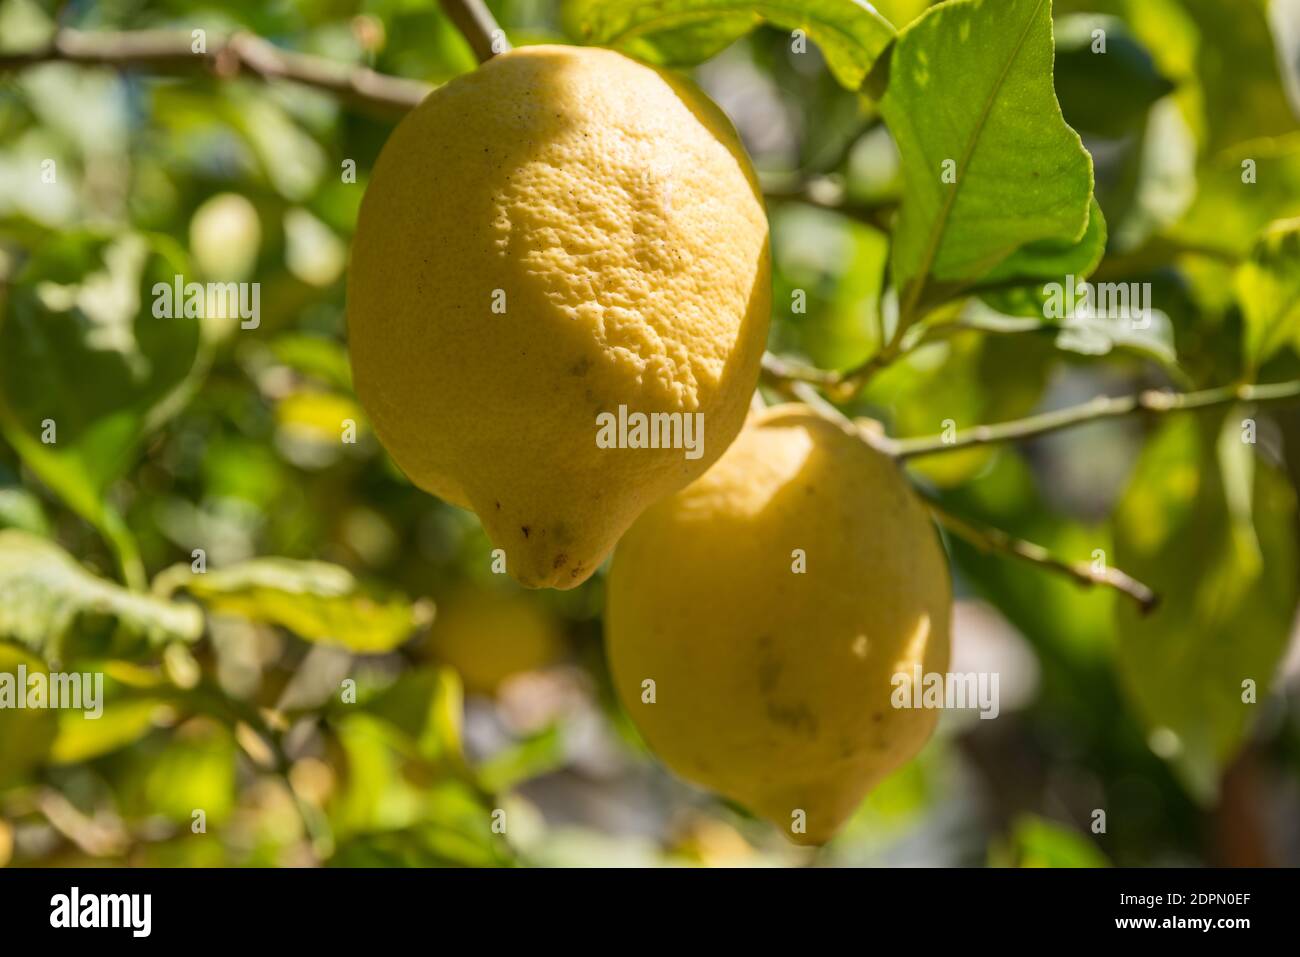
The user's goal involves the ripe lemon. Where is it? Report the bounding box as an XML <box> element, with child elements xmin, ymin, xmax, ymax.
<box><xmin>348</xmin><ymin>45</ymin><xmax>771</xmax><ymax>589</ymax></box>
<box><xmin>605</xmin><ymin>405</ymin><xmax>951</xmax><ymax>845</ymax></box>
<box><xmin>427</xmin><ymin>583</ymin><xmax>567</xmax><ymax>694</ymax></box>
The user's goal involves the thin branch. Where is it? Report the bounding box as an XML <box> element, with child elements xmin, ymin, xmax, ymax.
<box><xmin>828</xmin><ymin>336</ymin><xmax>906</xmax><ymax>400</ymax></box>
<box><xmin>438</xmin><ymin>0</ymin><xmax>511</xmax><ymax>64</ymax></box>
<box><xmin>0</xmin><ymin>28</ymin><xmax>432</xmax><ymax>118</ymax></box>
<box><xmin>893</xmin><ymin>379</ymin><xmax>1300</xmax><ymax>460</ymax></box>
<box><xmin>761</xmin><ymin>351</ymin><xmax>841</xmax><ymax>388</ymax></box>
<box><xmin>771</xmin><ymin>369</ymin><xmax>1162</xmax><ymax>609</ymax></box>
<box><xmin>926</xmin><ymin>499</ymin><xmax>1159</xmax><ymax>614</ymax></box>
<box><xmin>770</xmin><ymin>374</ymin><xmax>1161</xmax><ymax>608</ymax></box>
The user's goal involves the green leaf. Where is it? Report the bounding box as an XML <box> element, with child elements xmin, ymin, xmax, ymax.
<box><xmin>1236</xmin><ymin>218</ymin><xmax>1300</xmax><ymax>369</ymax></box>
<box><xmin>991</xmin><ymin>815</ymin><xmax>1110</xmax><ymax>867</ymax></box>
<box><xmin>974</xmin><ymin>197</ymin><xmax>1112</xmax><ymax>322</ymax></box>
<box><xmin>0</xmin><ymin>644</ymin><xmax>58</xmax><ymax>789</ymax></box>
<box><xmin>871</xmin><ymin>330</ymin><xmax>1056</xmax><ymax>487</ymax></box>
<box><xmin>477</xmin><ymin>725</ymin><xmax>567</xmax><ymax>794</ymax></box>
<box><xmin>0</xmin><ymin>484</ymin><xmax>50</xmax><ymax>536</ymax></box>
<box><xmin>560</xmin><ymin>0</ymin><xmax>897</xmax><ymax>90</ymax></box>
<box><xmin>325</xmin><ymin>673</ymin><xmax>509</xmax><ymax>863</ymax></box>
<box><xmin>114</xmin><ymin>720</ymin><xmax>238</xmax><ymax>824</ymax></box>
<box><xmin>0</xmin><ymin>531</ymin><xmax>203</xmax><ymax>659</ymax></box>
<box><xmin>50</xmin><ymin>698</ymin><xmax>162</xmax><ymax>765</ymax></box>
<box><xmin>769</xmin><ymin>203</ymin><xmax>889</xmax><ymax>370</ymax></box>
<box><xmin>1176</xmin><ymin>0</ymin><xmax>1299</xmax><ymax>152</ymax></box>
<box><xmin>1172</xmin><ymin>134</ymin><xmax>1300</xmax><ymax>258</ymax></box>
<box><xmin>942</xmin><ymin>452</ymin><xmax>1119</xmax><ymax>661</ymax></box>
<box><xmin>0</xmin><ymin>232</ymin><xmax>208</xmax><ymax>586</ymax></box>
<box><xmin>1053</xmin><ymin>15</ymin><xmax>1174</xmax><ymax>137</ymax></box>
<box><xmin>155</xmin><ymin>558</ymin><xmax>433</xmax><ymax>653</ymax></box>
<box><xmin>1112</xmin><ymin>415</ymin><xmax>1299</xmax><ymax>800</ymax></box>
<box><xmin>1051</xmin><ymin>309</ymin><xmax>1177</xmax><ymax>368</ymax></box>
<box><xmin>362</xmin><ymin>666</ymin><xmax>465</xmax><ymax>762</ymax></box>
<box><xmin>268</xmin><ymin>333</ymin><xmax>354</xmax><ymax>391</ymax></box>
<box><xmin>0</xmin><ymin>233</ymin><xmax>204</xmax><ymax>494</ymax></box>
<box><xmin>877</xmin><ymin>0</ymin><xmax>1094</xmax><ymax>320</ymax></box>
<box><xmin>979</xmin><ymin>198</ymin><xmax>1108</xmax><ymax>291</ymax></box>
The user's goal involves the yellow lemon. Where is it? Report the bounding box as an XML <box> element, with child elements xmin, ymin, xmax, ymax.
<box><xmin>427</xmin><ymin>583</ymin><xmax>567</xmax><ymax>694</ymax></box>
<box><xmin>348</xmin><ymin>45</ymin><xmax>770</xmax><ymax>589</ymax></box>
<box><xmin>605</xmin><ymin>405</ymin><xmax>951</xmax><ymax>845</ymax></box>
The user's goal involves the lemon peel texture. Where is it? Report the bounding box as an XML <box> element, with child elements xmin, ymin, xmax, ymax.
<box><xmin>606</xmin><ymin>405</ymin><xmax>952</xmax><ymax>845</ymax></box>
<box><xmin>348</xmin><ymin>45</ymin><xmax>770</xmax><ymax>588</ymax></box>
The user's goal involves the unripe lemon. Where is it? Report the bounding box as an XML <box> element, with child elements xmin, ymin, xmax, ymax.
<box><xmin>606</xmin><ymin>405</ymin><xmax>951</xmax><ymax>845</ymax></box>
<box><xmin>427</xmin><ymin>583</ymin><xmax>567</xmax><ymax>694</ymax></box>
<box><xmin>348</xmin><ymin>45</ymin><xmax>770</xmax><ymax>589</ymax></box>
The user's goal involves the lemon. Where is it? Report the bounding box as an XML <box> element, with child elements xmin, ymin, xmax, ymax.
<box><xmin>427</xmin><ymin>583</ymin><xmax>567</xmax><ymax>694</ymax></box>
<box><xmin>348</xmin><ymin>45</ymin><xmax>771</xmax><ymax>589</ymax></box>
<box><xmin>605</xmin><ymin>405</ymin><xmax>951</xmax><ymax>845</ymax></box>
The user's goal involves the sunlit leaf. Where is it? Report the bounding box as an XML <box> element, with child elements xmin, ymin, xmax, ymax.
<box><xmin>561</xmin><ymin>0</ymin><xmax>896</xmax><ymax>90</ymax></box>
<box><xmin>990</xmin><ymin>815</ymin><xmax>1110</xmax><ymax>867</ymax></box>
<box><xmin>0</xmin><ymin>484</ymin><xmax>50</xmax><ymax>535</ymax></box>
<box><xmin>978</xmin><ymin>198</ymin><xmax>1108</xmax><ymax>293</ymax></box>
<box><xmin>1176</xmin><ymin>0</ymin><xmax>1299</xmax><ymax>152</ymax></box>
<box><xmin>50</xmin><ymin>688</ymin><xmax>165</xmax><ymax>765</ymax></box>
<box><xmin>114</xmin><ymin>719</ymin><xmax>238</xmax><ymax>824</ymax></box>
<box><xmin>1113</xmin><ymin>415</ymin><xmax>1299</xmax><ymax>800</ymax></box>
<box><xmin>0</xmin><ymin>232</ymin><xmax>205</xmax><ymax>495</ymax></box>
<box><xmin>0</xmin><ymin>232</ymin><xmax>208</xmax><ymax>584</ymax></box>
<box><xmin>1172</xmin><ymin>134</ymin><xmax>1300</xmax><ymax>258</ymax></box>
<box><xmin>155</xmin><ymin>558</ymin><xmax>432</xmax><ymax>653</ymax></box>
<box><xmin>0</xmin><ymin>531</ymin><xmax>203</xmax><ymax>659</ymax></box>
<box><xmin>872</xmin><ymin>331</ymin><xmax>1055</xmax><ymax>486</ymax></box>
<box><xmin>876</xmin><ymin>0</ymin><xmax>1094</xmax><ymax>320</ymax></box>
<box><xmin>269</xmin><ymin>333</ymin><xmax>354</xmax><ymax>391</ymax></box>
<box><xmin>1235</xmin><ymin>218</ymin><xmax>1300</xmax><ymax>368</ymax></box>
<box><xmin>362</xmin><ymin>665</ymin><xmax>465</xmax><ymax>763</ymax></box>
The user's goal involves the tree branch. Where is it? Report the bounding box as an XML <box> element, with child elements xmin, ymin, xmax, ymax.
<box><xmin>761</xmin><ymin>351</ymin><xmax>842</xmax><ymax>388</ymax></box>
<box><xmin>768</xmin><ymin>375</ymin><xmax>1162</xmax><ymax>610</ymax></box>
<box><xmin>0</xmin><ymin>28</ymin><xmax>433</xmax><ymax>118</ymax></box>
<box><xmin>892</xmin><ymin>379</ymin><xmax>1300</xmax><ymax>460</ymax></box>
<box><xmin>438</xmin><ymin>0</ymin><xmax>510</xmax><ymax>64</ymax></box>
<box><xmin>926</xmin><ymin>499</ymin><xmax>1159</xmax><ymax>613</ymax></box>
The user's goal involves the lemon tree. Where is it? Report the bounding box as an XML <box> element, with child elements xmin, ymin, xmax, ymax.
<box><xmin>0</xmin><ymin>0</ymin><xmax>1298</xmax><ymax>868</ymax></box>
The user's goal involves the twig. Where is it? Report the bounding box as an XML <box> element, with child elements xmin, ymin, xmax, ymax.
<box><xmin>926</xmin><ymin>499</ymin><xmax>1159</xmax><ymax>614</ymax></box>
<box><xmin>34</xmin><ymin>787</ymin><xmax>131</xmax><ymax>858</ymax></box>
<box><xmin>438</xmin><ymin>0</ymin><xmax>511</xmax><ymax>64</ymax></box>
<box><xmin>828</xmin><ymin>336</ymin><xmax>907</xmax><ymax>400</ymax></box>
<box><xmin>760</xmin><ymin>351</ymin><xmax>841</xmax><ymax>388</ymax></box>
<box><xmin>0</xmin><ymin>28</ymin><xmax>432</xmax><ymax>118</ymax></box>
<box><xmin>770</xmin><ymin>369</ymin><xmax>1161</xmax><ymax>610</ymax></box>
<box><xmin>893</xmin><ymin>379</ymin><xmax>1300</xmax><ymax>460</ymax></box>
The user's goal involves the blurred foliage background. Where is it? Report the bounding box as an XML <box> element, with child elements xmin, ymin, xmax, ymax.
<box><xmin>1</xmin><ymin>0</ymin><xmax>1299</xmax><ymax>867</ymax></box>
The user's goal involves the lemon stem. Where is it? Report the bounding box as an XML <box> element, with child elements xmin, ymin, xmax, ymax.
<box><xmin>439</xmin><ymin>0</ymin><xmax>510</xmax><ymax>64</ymax></box>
